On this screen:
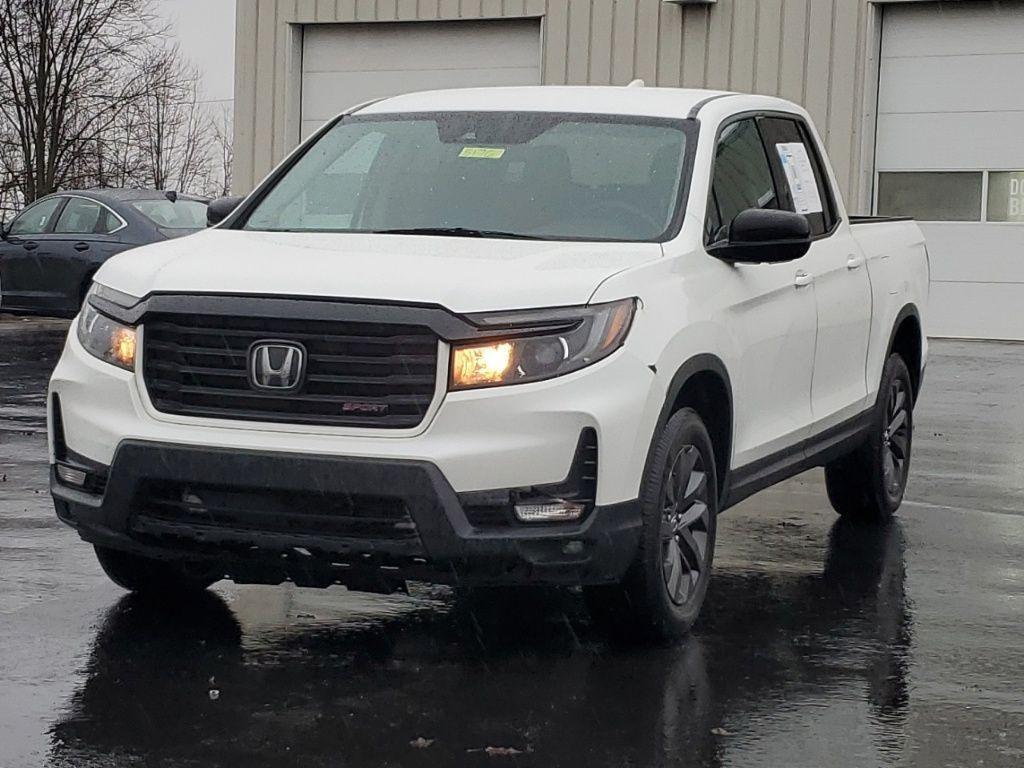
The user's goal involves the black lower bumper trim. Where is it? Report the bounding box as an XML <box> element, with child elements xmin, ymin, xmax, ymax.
<box><xmin>51</xmin><ymin>440</ymin><xmax>641</xmax><ymax>588</ymax></box>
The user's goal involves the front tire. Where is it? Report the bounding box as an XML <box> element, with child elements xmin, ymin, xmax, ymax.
<box><xmin>825</xmin><ymin>354</ymin><xmax>914</xmax><ymax>522</ymax></box>
<box><xmin>94</xmin><ymin>546</ymin><xmax>219</xmax><ymax>595</ymax></box>
<box><xmin>586</xmin><ymin>408</ymin><xmax>717</xmax><ymax>639</ymax></box>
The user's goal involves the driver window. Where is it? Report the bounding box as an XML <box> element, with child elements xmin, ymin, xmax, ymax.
<box><xmin>9</xmin><ymin>197</ymin><xmax>64</xmax><ymax>237</ymax></box>
<box><xmin>706</xmin><ymin>118</ymin><xmax>778</xmax><ymax>244</ymax></box>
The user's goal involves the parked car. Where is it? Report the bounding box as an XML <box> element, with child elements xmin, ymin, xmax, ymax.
<box><xmin>0</xmin><ymin>189</ymin><xmax>208</xmax><ymax>317</ymax></box>
<box><xmin>48</xmin><ymin>87</ymin><xmax>929</xmax><ymax>638</ymax></box>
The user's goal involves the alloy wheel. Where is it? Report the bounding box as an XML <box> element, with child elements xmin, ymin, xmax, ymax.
<box><xmin>881</xmin><ymin>378</ymin><xmax>910</xmax><ymax>497</ymax></box>
<box><xmin>661</xmin><ymin>446</ymin><xmax>712</xmax><ymax>607</ymax></box>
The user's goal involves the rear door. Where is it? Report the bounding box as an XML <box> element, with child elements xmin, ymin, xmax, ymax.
<box><xmin>48</xmin><ymin>196</ymin><xmax>128</xmax><ymax>311</ymax></box>
<box><xmin>759</xmin><ymin>116</ymin><xmax>873</xmax><ymax>431</ymax></box>
<box><xmin>0</xmin><ymin>196</ymin><xmax>66</xmax><ymax>313</ymax></box>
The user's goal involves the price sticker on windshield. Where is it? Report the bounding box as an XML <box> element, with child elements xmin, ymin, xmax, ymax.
<box><xmin>459</xmin><ymin>147</ymin><xmax>506</xmax><ymax>159</ymax></box>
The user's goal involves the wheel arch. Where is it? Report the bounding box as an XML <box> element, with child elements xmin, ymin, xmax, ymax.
<box><xmin>650</xmin><ymin>354</ymin><xmax>734</xmax><ymax>496</ymax></box>
<box><xmin>886</xmin><ymin>304</ymin><xmax>924</xmax><ymax>400</ymax></box>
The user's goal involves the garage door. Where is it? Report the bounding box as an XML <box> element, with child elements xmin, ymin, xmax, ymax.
<box><xmin>300</xmin><ymin>19</ymin><xmax>541</xmax><ymax>140</ymax></box>
<box><xmin>875</xmin><ymin>2</ymin><xmax>1024</xmax><ymax>340</ymax></box>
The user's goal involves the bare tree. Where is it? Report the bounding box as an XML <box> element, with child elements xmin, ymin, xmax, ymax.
<box><xmin>131</xmin><ymin>45</ymin><xmax>212</xmax><ymax>193</ymax></box>
<box><xmin>210</xmin><ymin>103</ymin><xmax>233</xmax><ymax>197</ymax></box>
<box><xmin>0</xmin><ymin>0</ymin><xmax>162</xmax><ymax>203</ymax></box>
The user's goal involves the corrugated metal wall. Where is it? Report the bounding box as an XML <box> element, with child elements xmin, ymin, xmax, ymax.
<box><xmin>234</xmin><ymin>0</ymin><xmax>874</xmax><ymax>210</ymax></box>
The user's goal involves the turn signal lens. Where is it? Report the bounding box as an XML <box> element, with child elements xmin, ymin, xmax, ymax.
<box><xmin>452</xmin><ymin>342</ymin><xmax>514</xmax><ymax>388</ymax></box>
<box><xmin>111</xmin><ymin>327</ymin><xmax>137</xmax><ymax>369</ymax></box>
<box><xmin>77</xmin><ymin>299</ymin><xmax>138</xmax><ymax>371</ymax></box>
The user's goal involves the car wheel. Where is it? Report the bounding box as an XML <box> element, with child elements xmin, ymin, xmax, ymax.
<box><xmin>825</xmin><ymin>354</ymin><xmax>914</xmax><ymax>522</ymax></box>
<box><xmin>586</xmin><ymin>407</ymin><xmax>717</xmax><ymax>639</ymax></box>
<box><xmin>94</xmin><ymin>546</ymin><xmax>219</xmax><ymax>595</ymax></box>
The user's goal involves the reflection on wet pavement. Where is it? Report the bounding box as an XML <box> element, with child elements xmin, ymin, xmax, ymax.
<box><xmin>2</xmin><ymin>321</ymin><xmax>1023</xmax><ymax>767</ymax></box>
<box><xmin>45</xmin><ymin>520</ymin><xmax>911</xmax><ymax>768</ymax></box>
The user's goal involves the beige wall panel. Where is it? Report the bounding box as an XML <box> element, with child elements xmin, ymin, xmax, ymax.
<box><xmin>235</xmin><ymin>0</ymin><xmax>873</xmax><ymax>209</ymax></box>
<box><xmin>588</xmin><ymin>0</ymin><xmax>614</xmax><ymax>85</ymax></box>
<box><xmin>703</xmin><ymin>0</ymin><xmax>733</xmax><ymax>91</ymax></box>
<box><xmin>729</xmin><ymin>0</ymin><xmax>757</xmax><ymax>93</ymax></box>
<box><xmin>680</xmin><ymin>6</ymin><xmax>710</xmax><ymax>87</ymax></box>
<box><xmin>655</xmin><ymin>2</ymin><xmax>682</xmax><ymax>87</ymax></box>
<box><xmin>634</xmin><ymin>0</ymin><xmax>660</xmax><ymax>85</ymax></box>
<box><xmin>804</xmin><ymin>0</ymin><xmax>834</xmax><ymax>136</ymax></box>
<box><xmin>609</xmin><ymin>0</ymin><xmax>637</xmax><ymax>86</ymax></box>
<box><xmin>565</xmin><ymin>0</ymin><xmax>592</xmax><ymax>84</ymax></box>
<box><xmin>753</xmin><ymin>0</ymin><xmax>782</xmax><ymax>94</ymax></box>
<box><xmin>827</xmin><ymin>0</ymin><xmax>861</xmax><ymax>198</ymax></box>
<box><xmin>232</xmin><ymin>0</ymin><xmax>259</xmax><ymax>192</ymax></box>
<box><xmin>778</xmin><ymin>0</ymin><xmax>809</xmax><ymax>105</ymax></box>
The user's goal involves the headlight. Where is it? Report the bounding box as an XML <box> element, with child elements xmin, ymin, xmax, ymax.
<box><xmin>450</xmin><ymin>299</ymin><xmax>636</xmax><ymax>390</ymax></box>
<box><xmin>77</xmin><ymin>298</ymin><xmax>137</xmax><ymax>371</ymax></box>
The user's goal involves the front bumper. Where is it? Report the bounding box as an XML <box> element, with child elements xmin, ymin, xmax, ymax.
<box><xmin>51</xmin><ymin>441</ymin><xmax>641</xmax><ymax>588</ymax></box>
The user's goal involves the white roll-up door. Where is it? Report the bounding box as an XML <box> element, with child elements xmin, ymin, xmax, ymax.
<box><xmin>876</xmin><ymin>2</ymin><xmax>1024</xmax><ymax>339</ymax></box>
<box><xmin>300</xmin><ymin>19</ymin><xmax>542</xmax><ymax>140</ymax></box>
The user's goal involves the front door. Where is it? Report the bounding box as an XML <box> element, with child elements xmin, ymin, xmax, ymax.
<box><xmin>704</xmin><ymin>117</ymin><xmax>818</xmax><ymax>467</ymax></box>
<box><xmin>0</xmin><ymin>196</ymin><xmax>66</xmax><ymax>313</ymax></box>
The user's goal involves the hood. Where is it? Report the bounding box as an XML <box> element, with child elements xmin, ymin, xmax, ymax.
<box><xmin>95</xmin><ymin>229</ymin><xmax>662</xmax><ymax>313</ymax></box>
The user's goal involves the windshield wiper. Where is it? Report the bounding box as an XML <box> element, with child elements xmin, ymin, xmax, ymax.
<box><xmin>371</xmin><ymin>227</ymin><xmax>547</xmax><ymax>241</ymax></box>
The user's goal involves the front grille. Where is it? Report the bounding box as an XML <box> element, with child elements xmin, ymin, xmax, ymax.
<box><xmin>130</xmin><ymin>480</ymin><xmax>420</xmax><ymax>544</ymax></box>
<box><xmin>142</xmin><ymin>313</ymin><xmax>438</xmax><ymax>428</ymax></box>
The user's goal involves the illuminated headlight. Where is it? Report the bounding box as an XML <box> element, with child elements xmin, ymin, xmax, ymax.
<box><xmin>77</xmin><ymin>296</ymin><xmax>137</xmax><ymax>371</ymax></box>
<box><xmin>450</xmin><ymin>299</ymin><xmax>636</xmax><ymax>390</ymax></box>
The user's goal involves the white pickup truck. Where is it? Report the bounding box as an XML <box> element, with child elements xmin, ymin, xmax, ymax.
<box><xmin>49</xmin><ymin>86</ymin><xmax>928</xmax><ymax>637</ymax></box>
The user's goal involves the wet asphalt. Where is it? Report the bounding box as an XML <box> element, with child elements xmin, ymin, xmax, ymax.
<box><xmin>1</xmin><ymin>316</ymin><xmax>1022</xmax><ymax>768</ymax></box>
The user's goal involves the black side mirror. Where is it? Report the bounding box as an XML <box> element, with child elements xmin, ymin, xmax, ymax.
<box><xmin>207</xmin><ymin>196</ymin><xmax>245</xmax><ymax>227</ymax></box>
<box><xmin>707</xmin><ymin>208</ymin><xmax>812</xmax><ymax>264</ymax></box>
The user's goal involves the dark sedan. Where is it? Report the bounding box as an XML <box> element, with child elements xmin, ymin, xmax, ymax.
<box><xmin>0</xmin><ymin>189</ymin><xmax>208</xmax><ymax>318</ymax></box>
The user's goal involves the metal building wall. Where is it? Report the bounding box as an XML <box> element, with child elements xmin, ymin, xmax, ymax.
<box><xmin>234</xmin><ymin>0</ymin><xmax>874</xmax><ymax>211</ymax></box>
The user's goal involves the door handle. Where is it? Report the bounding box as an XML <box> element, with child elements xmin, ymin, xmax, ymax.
<box><xmin>794</xmin><ymin>270</ymin><xmax>814</xmax><ymax>288</ymax></box>
<box><xmin>22</xmin><ymin>241</ymin><xmax>38</xmax><ymax>251</ymax></box>
<box><xmin>74</xmin><ymin>242</ymin><xmax>89</xmax><ymax>252</ymax></box>
<box><xmin>846</xmin><ymin>254</ymin><xmax>864</xmax><ymax>270</ymax></box>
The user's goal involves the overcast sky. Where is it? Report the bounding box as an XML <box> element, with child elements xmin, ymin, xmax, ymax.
<box><xmin>156</xmin><ymin>0</ymin><xmax>237</xmax><ymax>105</ymax></box>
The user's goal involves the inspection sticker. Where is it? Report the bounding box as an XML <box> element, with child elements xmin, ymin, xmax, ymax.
<box><xmin>459</xmin><ymin>147</ymin><xmax>506</xmax><ymax>159</ymax></box>
<box><xmin>775</xmin><ymin>142</ymin><xmax>823</xmax><ymax>214</ymax></box>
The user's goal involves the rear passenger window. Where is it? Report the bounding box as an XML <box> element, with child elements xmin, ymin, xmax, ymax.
<box><xmin>757</xmin><ymin>117</ymin><xmax>837</xmax><ymax>237</ymax></box>
<box><xmin>54</xmin><ymin>197</ymin><xmax>119</xmax><ymax>235</ymax></box>
<box><xmin>706</xmin><ymin>118</ymin><xmax>778</xmax><ymax>244</ymax></box>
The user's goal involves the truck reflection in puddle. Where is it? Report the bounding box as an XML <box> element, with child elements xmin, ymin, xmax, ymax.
<box><xmin>49</xmin><ymin>519</ymin><xmax>910</xmax><ymax>767</ymax></box>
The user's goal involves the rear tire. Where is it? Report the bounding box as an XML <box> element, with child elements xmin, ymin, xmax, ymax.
<box><xmin>94</xmin><ymin>546</ymin><xmax>219</xmax><ymax>595</ymax></box>
<box><xmin>585</xmin><ymin>408</ymin><xmax>717</xmax><ymax>640</ymax></box>
<box><xmin>825</xmin><ymin>354</ymin><xmax>914</xmax><ymax>522</ymax></box>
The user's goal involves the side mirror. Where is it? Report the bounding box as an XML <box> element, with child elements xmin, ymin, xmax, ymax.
<box><xmin>206</xmin><ymin>196</ymin><xmax>245</xmax><ymax>227</ymax></box>
<box><xmin>707</xmin><ymin>208</ymin><xmax>812</xmax><ymax>264</ymax></box>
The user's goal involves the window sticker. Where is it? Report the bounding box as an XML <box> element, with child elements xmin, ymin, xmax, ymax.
<box><xmin>459</xmin><ymin>147</ymin><xmax>506</xmax><ymax>159</ymax></box>
<box><xmin>775</xmin><ymin>142</ymin><xmax>823</xmax><ymax>215</ymax></box>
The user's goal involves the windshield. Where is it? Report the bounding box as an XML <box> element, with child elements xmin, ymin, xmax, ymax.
<box><xmin>241</xmin><ymin>112</ymin><xmax>691</xmax><ymax>242</ymax></box>
<box><xmin>131</xmin><ymin>199</ymin><xmax>208</xmax><ymax>231</ymax></box>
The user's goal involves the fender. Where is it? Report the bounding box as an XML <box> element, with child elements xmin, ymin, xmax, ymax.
<box><xmin>643</xmin><ymin>353</ymin><xmax>734</xmax><ymax>497</ymax></box>
<box><xmin>884</xmin><ymin>302</ymin><xmax>925</xmax><ymax>396</ymax></box>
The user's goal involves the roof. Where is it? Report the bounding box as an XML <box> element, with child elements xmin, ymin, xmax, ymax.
<box><xmin>49</xmin><ymin>188</ymin><xmax>208</xmax><ymax>204</ymax></box>
<box><xmin>358</xmin><ymin>86</ymin><xmax>738</xmax><ymax>120</ymax></box>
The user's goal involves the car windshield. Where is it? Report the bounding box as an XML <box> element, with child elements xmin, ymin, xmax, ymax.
<box><xmin>241</xmin><ymin>112</ymin><xmax>691</xmax><ymax>242</ymax></box>
<box><xmin>131</xmin><ymin>199</ymin><xmax>208</xmax><ymax>231</ymax></box>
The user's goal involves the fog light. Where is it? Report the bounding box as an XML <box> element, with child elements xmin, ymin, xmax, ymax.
<box><xmin>55</xmin><ymin>464</ymin><xmax>88</xmax><ymax>488</ymax></box>
<box><xmin>514</xmin><ymin>500</ymin><xmax>585</xmax><ymax>523</ymax></box>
